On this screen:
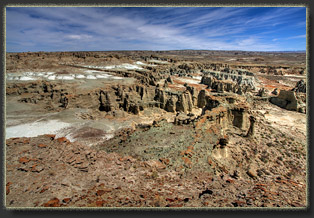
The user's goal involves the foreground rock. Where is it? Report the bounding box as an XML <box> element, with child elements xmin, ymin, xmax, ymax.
<box><xmin>6</xmin><ymin>104</ymin><xmax>306</xmax><ymax>207</ymax></box>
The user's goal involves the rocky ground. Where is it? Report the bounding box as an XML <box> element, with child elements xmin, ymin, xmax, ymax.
<box><xmin>5</xmin><ymin>50</ymin><xmax>307</xmax><ymax>208</ymax></box>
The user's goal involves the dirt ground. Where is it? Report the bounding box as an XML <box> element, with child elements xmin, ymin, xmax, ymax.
<box><xmin>5</xmin><ymin>50</ymin><xmax>307</xmax><ymax>208</ymax></box>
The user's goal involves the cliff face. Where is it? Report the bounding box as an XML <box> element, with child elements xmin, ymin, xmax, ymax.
<box><xmin>200</xmin><ymin>71</ymin><xmax>256</xmax><ymax>95</ymax></box>
<box><xmin>270</xmin><ymin>80</ymin><xmax>306</xmax><ymax>114</ymax></box>
<box><xmin>5</xmin><ymin>77</ymin><xmax>245</xmax><ymax>117</ymax></box>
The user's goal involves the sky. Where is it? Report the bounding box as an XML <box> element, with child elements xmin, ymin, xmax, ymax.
<box><xmin>6</xmin><ymin>7</ymin><xmax>306</xmax><ymax>52</ymax></box>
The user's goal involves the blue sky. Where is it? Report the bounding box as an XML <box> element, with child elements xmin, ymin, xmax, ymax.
<box><xmin>6</xmin><ymin>7</ymin><xmax>306</xmax><ymax>52</ymax></box>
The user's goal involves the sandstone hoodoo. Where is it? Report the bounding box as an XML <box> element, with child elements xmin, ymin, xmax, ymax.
<box><xmin>5</xmin><ymin>50</ymin><xmax>307</xmax><ymax>208</ymax></box>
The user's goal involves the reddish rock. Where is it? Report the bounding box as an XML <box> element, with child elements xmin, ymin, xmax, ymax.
<box><xmin>235</xmin><ymin>200</ymin><xmax>246</xmax><ymax>205</ymax></box>
<box><xmin>39</xmin><ymin>186</ymin><xmax>49</xmax><ymax>193</ymax></box>
<box><xmin>56</xmin><ymin>137</ymin><xmax>70</xmax><ymax>144</ymax></box>
<box><xmin>180</xmin><ymin>146</ymin><xmax>194</xmax><ymax>158</ymax></box>
<box><xmin>23</xmin><ymin>139</ymin><xmax>30</xmax><ymax>144</ymax></box>
<box><xmin>207</xmin><ymin>157</ymin><xmax>214</xmax><ymax>166</ymax></box>
<box><xmin>159</xmin><ymin>158</ymin><xmax>170</xmax><ymax>165</ymax></box>
<box><xmin>42</xmin><ymin>198</ymin><xmax>61</xmax><ymax>207</ymax></box>
<box><xmin>38</xmin><ymin>143</ymin><xmax>47</xmax><ymax>148</ymax></box>
<box><xmin>187</xmin><ymin>145</ymin><xmax>194</xmax><ymax>151</ymax></box>
<box><xmin>31</xmin><ymin>164</ymin><xmax>44</xmax><ymax>173</ymax></box>
<box><xmin>18</xmin><ymin>157</ymin><xmax>30</xmax><ymax>164</ymax></box>
<box><xmin>226</xmin><ymin>179</ymin><xmax>234</xmax><ymax>184</ymax></box>
<box><xmin>98</xmin><ymin>183</ymin><xmax>105</xmax><ymax>188</ymax></box>
<box><xmin>96</xmin><ymin>200</ymin><xmax>107</xmax><ymax>207</ymax></box>
<box><xmin>255</xmin><ymin>183</ymin><xmax>267</xmax><ymax>187</ymax></box>
<box><xmin>96</xmin><ymin>190</ymin><xmax>105</xmax><ymax>196</ymax></box>
<box><xmin>166</xmin><ymin>198</ymin><xmax>176</xmax><ymax>202</ymax></box>
<box><xmin>6</xmin><ymin>182</ymin><xmax>12</xmax><ymax>195</ymax></box>
<box><xmin>181</xmin><ymin>157</ymin><xmax>192</xmax><ymax>168</ymax></box>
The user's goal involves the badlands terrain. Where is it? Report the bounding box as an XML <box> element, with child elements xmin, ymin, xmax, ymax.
<box><xmin>5</xmin><ymin>50</ymin><xmax>307</xmax><ymax>208</ymax></box>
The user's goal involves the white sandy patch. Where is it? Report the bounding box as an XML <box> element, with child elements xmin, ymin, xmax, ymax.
<box><xmin>86</xmin><ymin>75</ymin><xmax>97</xmax><ymax>79</ymax></box>
<box><xmin>192</xmin><ymin>76</ymin><xmax>202</xmax><ymax>80</ymax></box>
<box><xmin>19</xmin><ymin>76</ymin><xmax>37</xmax><ymax>81</ymax></box>
<box><xmin>105</xmin><ymin>63</ymin><xmax>144</xmax><ymax>70</ymax></box>
<box><xmin>7</xmin><ymin>72</ymin><xmax>58</xmax><ymax>81</ymax></box>
<box><xmin>263</xmin><ymin>106</ymin><xmax>306</xmax><ymax>134</ymax></box>
<box><xmin>83</xmin><ymin>65</ymin><xmax>100</xmax><ymax>69</ymax></box>
<box><xmin>176</xmin><ymin>77</ymin><xmax>200</xmax><ymax>84</ymax></box>
<box><xmin>103</xmin><ymin>133</ymin><xmax>115</xmax><ymax>140</ymax></box>
<box><xmin>283</xmin><ymin>74</ymin><xmax>306</xmax><ymax>78</ymax></box>
<box><xmin>24</xmin><ymin>72</ymin><xmax>36</xmax><ymax>76</ymax></box>
<box><xmin>47</xmin><ymin>75</ymin><xmax>56</xmax><ymax>80</ymax></box>
<box><xmin>110</xmin><ymin>76</ymin><xmax>123</xmax><ymax>80</ymax></box>
<box><xmin>75</xmin><ymin>74</ymin><xmax>86</xmax><ymax>79</ymax></box>
<box><xmin>96</xmin><ymin>74</ymin><xmax>111</xmax><ymax>79</ymax></box>
<box><xmin>84</xmin><ymin>64</ymin><xmax>144</xmax><ymax>70</ymax></box>
<box><xmin>56</xmin><ymin>75</ymin><xmax>75</xmax><ymax>80</ymax></box>
<box><xmin>56</xmin><ymin>75</ymin><xmax>66</xmax><ymax>80</ymax></box>
<box><xmin>84</xmin><ymin>69</ymin><xmax>103</xmax><ymax>74</ymax></box>
<box><xmin>103</xmin><ymin>65</ymin><xmax>116</xmax><ymax>70</ymax></box>
<box><xmin>122</xmin><ymin>63</ymin><xmax>143</xmax><ymax>70</ymax></box>
<box><xmin>148</xmin><ymin>59</ymin><xmax>169</xmax><ymax>64</ymax></box>
<box><xmin>135</xmin><ymin>61</ymin><xmax>146</xmax><ymax>65</ymax></box>
<box><xmin>6</xmin><ymin>70</ymin><xmax>126</xmax><ymax>82</ymax></box>
<box><xmin>6</xmin><ymin>119</ymin><xmax>72</xmax><ymax>139</ymax></box>
<box><xmin>135</xmin><ymin>61</ymin><xmax>157</xmax><ymax>66</ymax></box>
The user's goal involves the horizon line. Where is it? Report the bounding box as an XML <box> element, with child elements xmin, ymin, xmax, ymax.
<box><xmin>6</xmin><ymin>49</ymin><xmax>307</xmax><ymax>53</ymax></box>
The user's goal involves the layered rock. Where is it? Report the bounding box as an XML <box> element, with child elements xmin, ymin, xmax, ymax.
<box><xmin>202</xmin><ymin>70</ymin><xmax>256</xmax><ymax>90</ymax></box>
<box><xmin>270</xmin><ymin>90</ymin><xmax>306</xmax><ymax>113</ymax></box>
<box><xmin>200</xmin><ymin>73</ymin><xmax>255</xmax><ymax>94</ymax></box>
<box><xmin>176</xmin><ymin>91</ymin><xmax>193</xmax><ymax>113</ymax></box>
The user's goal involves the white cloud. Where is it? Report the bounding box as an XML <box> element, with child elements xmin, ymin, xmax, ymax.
<box><xmin>6</xmin><ymin>7</ymin><xmax>306</xmax><ymax>52</ymax></box>
<box><xmin>66</xmin><ymin>34</ymin><xmax>92</xmax><ymax>40</ymax></box>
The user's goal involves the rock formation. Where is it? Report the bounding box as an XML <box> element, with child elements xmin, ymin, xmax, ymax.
<box><xmin>292</xmin><ymin>79</ymin><xmax>306</xmax><ymax>93</ymax></box>
<box><xmin>5</xmin><ymin>50</ymin><xmax>307</xmax><ymax>208</ymax></box>
<box><xmin>245</xmin><ymin>115</ymin><xmax>256</xmax><ymax>137</ymax></box>
<box><xmin>270</xmin><ymin>89</ymin><xmax>306</xmax><ymax>113</ymax></box>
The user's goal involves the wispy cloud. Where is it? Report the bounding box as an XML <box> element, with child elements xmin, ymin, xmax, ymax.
<box><xmin>66</xmin><ymin>34</ymin><xmax>93</xmax><ymax>40</ymax></box>
<box><xmin>286</xmin><ymin>34</ymin><xmax>306</xmax><ymax>39</ymax></box>
<box><xmin>6</xmin><ymin>7</ymin><xmax>306</xmax><ymax>52</ymax></box>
